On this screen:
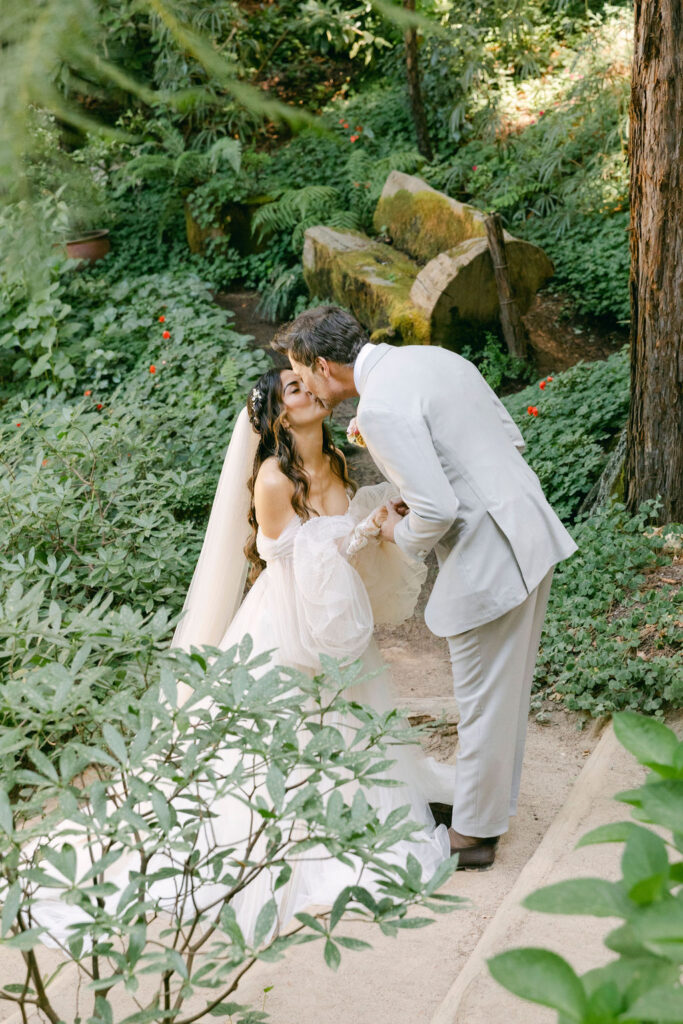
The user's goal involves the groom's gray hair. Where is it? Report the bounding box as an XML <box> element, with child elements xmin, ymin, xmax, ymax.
<box><xmin>271</xmin><ymin>305</ymin><xmax>369</xmax><ymax>367</ymax></box>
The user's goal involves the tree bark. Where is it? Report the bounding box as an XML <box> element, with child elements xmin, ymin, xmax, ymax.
<box><xmin>485</xmin><ymin>213</ymin><xmax>529</xmax><ymax>359</ymax></box>
<box><xmin>404</xmin><ymin>0</ymin><xmax>434</xmax><ymax>162</ymax></box>
<box><xmin>625</xmin><ymin>0</ymin><xmax>683</xmax><ymax>523</ymax></box>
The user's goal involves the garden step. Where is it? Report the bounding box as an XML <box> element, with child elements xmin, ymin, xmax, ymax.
<box><xmin>428</xmin><ymin>719</ymin><xmax>652</xmax><ymax>1024</ymax></box>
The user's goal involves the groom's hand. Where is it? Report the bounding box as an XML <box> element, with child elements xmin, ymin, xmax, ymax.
<box><xmin>379</xmin><ymin>504</ymin><xmax>404</xmax><ymax>543</ymax></box>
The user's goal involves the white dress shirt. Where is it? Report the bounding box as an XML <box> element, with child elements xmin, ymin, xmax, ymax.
<box><xmin>353</xmin><ymin>343</ymin><xmax>376</xmax><ymax>394</ymax></box>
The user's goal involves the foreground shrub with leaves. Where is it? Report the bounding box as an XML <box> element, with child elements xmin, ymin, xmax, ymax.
<box><xmin>0</xmin><ymin>646</ymin><xmax>461</xmax><ymax>1024</ymax></box>
<box><xmin>489</xmin><ymin>711</ymin><xmax>683</xmax><ymax>1023</ymax></box>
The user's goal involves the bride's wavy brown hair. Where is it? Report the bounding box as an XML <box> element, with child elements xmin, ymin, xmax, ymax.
<box><xmin>245</xmin><ymin>367</ymin><xmax>356</xmax><ymax>581</ymax></box>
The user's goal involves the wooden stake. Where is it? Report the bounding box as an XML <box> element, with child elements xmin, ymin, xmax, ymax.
<box><xmin>485</xmin><ymin>213</ymin><xmax>528</xmax><ymax>359</ymax></box>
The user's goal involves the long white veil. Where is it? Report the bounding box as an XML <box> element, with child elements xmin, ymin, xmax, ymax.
<box><xmin>171</xmin><ymin>407</ymin><xmax>259</xmax><ymax>659</ymax></box>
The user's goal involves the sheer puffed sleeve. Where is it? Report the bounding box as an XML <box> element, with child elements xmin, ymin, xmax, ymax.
<box><xmin>346</xmin><ymin>484</ymin><xmax>428</xmax><ymax>626</ymax></box>
<box><xmin>292</xmin><ymin>516</ymin><xmax>373</xmax><ymax>664</ymax></box>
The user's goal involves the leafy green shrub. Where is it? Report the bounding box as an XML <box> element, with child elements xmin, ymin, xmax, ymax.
<box><xmin>1</xmin><ymin>271</ymin><xmax>268</xmax><ymax>606</ymax></box>
<box><xmin>0</xmin><ymin>646</ymin><xmax>461</xmax><ymax>1024</ymax></box>
<box><xmin>1</xmin><ymin>263</ymin><xmax>269</xmax><ymax>756</ymax></box>
<box><xmin>529</xmin><ymin>212</ymin><xmax>630</xmax><ymax>323</ymax></box>
<box><xmin>503</xmin><ymin>348</ymin><xmax>630</xmax><ymax>522</ymax></box>
<box><xmin>536</xmin><ymin>502</ymin><xmax>682</xmax><ymax>717</ymax></box>
<box><xmin>489</xmin><ymin>711</ymin><xmax>683</xmax><ymax>1023</ymax></box>
<box><xmin>461</xmin><ymin>333</ymin><xmax>536</xmax><ymax>393</ymax></box>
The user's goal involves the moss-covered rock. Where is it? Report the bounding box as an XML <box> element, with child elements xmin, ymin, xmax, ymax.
<box><xmin>303</xmin><ymin>227</ymin><xmax>427</xmax><ymax>343</ymax></box>
<box><xmin>373</xmin><ymin>171</ymin><xmax>487</xmax><ymax>263</ymax></box>
<box><xmin>302</xmin><ymin>175</ymin><xmax>554</xmax><ymax>350</ymax></box>
<box><xmin>184</xmin><ymin>201</ymin><xmax>224</xmax><ymax>255</ymax></box>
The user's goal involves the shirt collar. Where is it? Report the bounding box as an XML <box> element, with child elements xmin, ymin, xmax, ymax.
<box><xmin>353</xmin><ymin>342</ymin><xmax>376</xmax><ymax>394</ymax></box>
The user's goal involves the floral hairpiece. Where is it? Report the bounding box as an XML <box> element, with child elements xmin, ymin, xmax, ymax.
<box><xmin>251</xmin><ymin>385</ymin><xmax>263</xmax><ymax>406</ymax></box>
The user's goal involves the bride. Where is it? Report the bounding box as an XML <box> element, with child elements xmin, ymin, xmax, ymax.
<box><xmin>170</xmin><ymin>366</ymin><xmax>454</xmax><ymax>933</ymax></box>
<box><xmin>27</xmin><ymin>367</ymin><xmax>454</xmax><ymax>955</ymax></box>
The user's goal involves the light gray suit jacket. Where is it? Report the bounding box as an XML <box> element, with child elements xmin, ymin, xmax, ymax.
<box><xmin>355</xmin><ymin>344</ymin><xmax>577</xmax><ymax>637</ymax></box>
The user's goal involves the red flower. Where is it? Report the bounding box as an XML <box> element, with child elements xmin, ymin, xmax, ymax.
<box><xmin>472</xmin><ymin>165</ymin><xmax>478</xmax><ymax>170</ymax></box>
<box><xmin>527</xmin><ymin>406</ymin><xmax>533</xmax><ymax>415</ymax></box>
<box><xmin>96</xmin><ymin>403</ymin><xmax>103</xmax><ymax>410</ymax></box>
<box><xmin>350</xmin><ymin>135</ymin><xmax>359</xmax><ymax>143</ymax></box>
<box><xmin>149</xmin><ymin>365</ymin><xmax>156</xmax><ymax>374</ymax></box>
<box><xmin>527</xmin><ymin>406</ymin><xmax>539</xmax><ymax>416</ymax></box>
<box><xmin>338</xmin><ymin>118</ymin><xmax>344</xmax><ymax>124</ymax></box>
<box><xmin>15</xmin><ymin>422</ymin><xmax>20</xmax><ymax>427</ymax></box>
<box><xmin>355</xmin><ymin>125</ymin><xmax>362</xmax><ymax>131</ymax></box>
<box><xmin>42</xmin><ymin>459</ymin><xmax>48</xmax><ymax>467</ymax></box>
<box><xmin>546</xmin><ymin>375</ymin><xmax>553</xmax><ymax>382</ymax></box>
<box><xmin>343</xmin><ymin>122</ymin><xmax>349</xmax><ymax>128</ymax></box>
<box><xmin>162</xmin><ymin>330</ymin><xmax>170</xmax><ymax>339</ymax></box>
<box><xmin>539</xmin><ymin>110</ymin><xmax>545</xmax><ymax>116</ymax></box>
<box><xmin>539</xmin><ymin>380</ymin><xmax>546</xmax><ymax>389</ymax></box>
<box><xmin>159</xmin><ymin>315</ymin><xmax>165</xmax><ymax>323</ymax></box>
<box><xmin>84</xmin><ymin>389</ymin><xmax>92</xmax><ymax>396</ymax></box>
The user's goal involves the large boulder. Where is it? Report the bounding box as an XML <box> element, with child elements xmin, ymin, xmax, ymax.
<box><xmin>410</xmin><ymin>236</ymin><xmax>554</xmax><ymax>347</ymax></box>
<box><xmin>303</xmin><ymin>172</ymin><xmax>554</xmax><ymax>349</ymax></box>
<box><xmin>302</xmin><ymin>227</ymin><xmax>431</xmax><ymax>344</ymax></box>
<box><xmin>373</xmin><ymin>170</ymin><xmax>488</xmax><ymax>263</ymax></box>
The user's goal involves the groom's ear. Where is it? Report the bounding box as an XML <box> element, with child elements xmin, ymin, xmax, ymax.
<box><xmin>316</xmin><ymin>357</ymin><xmax>332</xmax><ymax>379</ymax></box>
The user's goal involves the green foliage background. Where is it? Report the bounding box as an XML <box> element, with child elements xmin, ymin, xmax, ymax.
<box><xmin>1</xmin><ymin>5</ymin><xmax>681</xmax><ymax>1019</ymax></box>
<box><xmin>0</xmin><ymin>0</ymin><xmax>679</xmax><ymax>768</ymax></box>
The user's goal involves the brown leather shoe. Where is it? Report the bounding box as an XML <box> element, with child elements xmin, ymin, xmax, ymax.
<box><xmin>448</xmin><ymin>828</ymin><xmax>499</xmax><ymax>870</ymax></box>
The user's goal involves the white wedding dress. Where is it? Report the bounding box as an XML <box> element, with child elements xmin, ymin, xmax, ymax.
<box><xmin>216</xmin><ymin>481</ymin><xmax>454</xmax><ymax>939</ymax></box>
<box><xmin>29</xmin><ymin>484</ymin><xmax>453</xmax><ymax>950</ymax></box>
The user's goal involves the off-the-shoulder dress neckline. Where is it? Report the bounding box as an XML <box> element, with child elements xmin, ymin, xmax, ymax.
<box><xmin>257</xmin><ymin>491</ymin><xmax>354</xmax><ymax>543</ymax></box>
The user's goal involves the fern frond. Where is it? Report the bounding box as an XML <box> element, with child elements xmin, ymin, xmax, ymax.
<box><xmin>257</xmin><ymin>265</ymin><xmax>305</xmax><ymax>322</ymax></box>
<box><xmin>252</xmin><ymin>186</ymin><xmax>342</xmax><ymax>235</ymax></box>
<box><xmin>207</xmin><ymin>137</ymin><xmax>242</xmax><ymax>174</ymax></box>
<box><xmin>116</xmin><ymin>154</ymin><xmax>175</xmax><ymax>186</ymax></box>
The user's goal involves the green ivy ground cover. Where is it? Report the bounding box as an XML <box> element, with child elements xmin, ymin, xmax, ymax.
<box><xmin>0</xmin><ymin>256</ymin><xmax>269</xmax><ymax>756</ymax></box>
<box><xmin>502</xmin><ymin>355</ymin><xmax>681</xmax><ymax>718</ymax></box>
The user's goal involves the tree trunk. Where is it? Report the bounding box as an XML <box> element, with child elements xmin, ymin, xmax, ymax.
<box><xmin>404</xmin><ymin>0</ymin><xmax>434</xmax><ymax>162</ymax></box>
<box><xmin>485</xmin><ymin>213</ymin><xmax>529</xmax><ymax>359</ymax></box>
<box><xmin>625</xmin><ymin>0</ymin><xmax>683</xmax><ymax>523</ymax></box>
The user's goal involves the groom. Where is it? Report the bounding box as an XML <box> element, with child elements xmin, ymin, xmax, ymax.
<box><xmin>272</xmin><ymin>305</ymin><xmax>577</xmax><ymax>868</ymax></box>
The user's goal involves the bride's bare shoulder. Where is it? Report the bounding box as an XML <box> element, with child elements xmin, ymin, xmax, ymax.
<box><xmin>254</xmin><ymin>458</ymin><xmax>296</xmax><ymax>537</ymax></box>
<box><xmin>255</xmin><ymin>457</ymin><xmax>294</xmax><ymax>497</ymax></box>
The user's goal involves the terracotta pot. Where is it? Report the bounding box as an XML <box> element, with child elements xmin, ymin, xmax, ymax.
<box><xmin>65</xmin><ymin>230</ymin><xmax>111</xmax><ymax>262</ymax></box>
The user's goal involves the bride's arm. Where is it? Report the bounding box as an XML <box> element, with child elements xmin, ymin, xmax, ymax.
<box><xmin>253</xmin><ymin>458</ymin><xmax>296</xmax><ymax>539</ymax></box>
